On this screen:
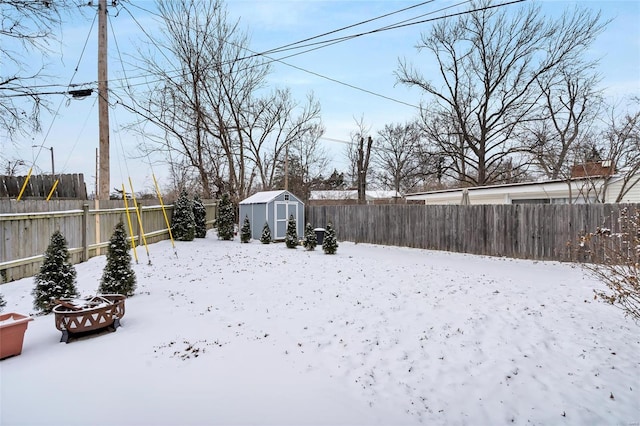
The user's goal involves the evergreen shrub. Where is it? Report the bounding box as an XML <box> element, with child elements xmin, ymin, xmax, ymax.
<box><xmin>193</xmin><ymin>195</ymin><xmax>207</xmax><ymax>238</ymax></box>
<box><xmin>217</xmin><ymin>193</ymin><xmax>235</xmax><ymax>240</ymax></box>
<box><xmin>303</xmin><ymin>223</ymin><xmax>317</xmax><ymax>251</ymax></box>
<box><xmin>285</xmin><ymin>215</ymin><xmax>298</xmax><ymax>248</ymax></box>
<box><xmin>99</xmin><ymin>221</ymin><xmax>137</xmax><ymax>297</ymax></box>
<box><xmin>241</xmin><ymin>215</ymin><xmax>251</xmax><ymax>243</ymax></box>
<box><xmin>261</xmin><ymin>222</ymin><xmax>271</xmax><ymax>244</ymax></box>
<box><xmin>172</xmin><ymin>189</ymin><xmax>195</xmax><ymax>241</ymax></box>
<box><xmin>322</xmin><ymin>222</ymin><xmax>338</xmax><ymax>255</ymax></box>
<box><xmin>32</xmin><ymin>231</ymin><xmax>79</xmax><ymax>313</ymax></box>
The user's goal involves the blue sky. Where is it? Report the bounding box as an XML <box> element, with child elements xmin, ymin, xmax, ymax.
<box><xmin>3</xmin><ymin>0</ymin><xmax>639</xmax><ymax>196</ymax></box>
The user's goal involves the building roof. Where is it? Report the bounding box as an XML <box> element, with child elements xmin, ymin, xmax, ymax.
<box><xmin>309</xmin><ymin>190</ymin><xmax>402</xmax><ymax>200</ymax></box>
<box><xmin>405</xmin><ymin>176</ymin><xmax>603</xmax><ymax>198</ymax></box>
<box><xmin>404</xmin><ymin>172</ymin><xmax>640</xmax><ymax>204</ymax></box>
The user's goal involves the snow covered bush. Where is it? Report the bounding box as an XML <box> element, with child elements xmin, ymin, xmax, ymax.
<box><xmin>32</xmin><ymin>231</ymin><xmax>79</xmax><ymax>313</ymax></box>
<box><xmin>0</xmin><ymin>293</ymin><xmax>6</xmax><ymax>312</ymax></box>
<box><xmin>192</xmin><ymin>195</ymin><xmax>207</xmax><ymax>238</ymax></box>
<box><xmin>285</xmin><ymin>215</ymin><xmax>298</xmax><ymax>248</ymax></box>
<box><xmin>322</xmin><ymin>222</ymin><xmax>338</xmax><ymax>255</ymax></box>
<box><xmin>99</xmin><ymin>221</ymin><xmax>137</xmax><ymax>297</ymax></box>
<box><xmin>580</xmin><ymin>207</ymin><xmax>639</xmax><ymax>322</ymax></box>
<box><xmin>241</xmin><ymin>215</ymin><xmax>251</xmax><ymax>243</ymax></box>
<box><xmin>171</xmin><ymin>189</ymin><xmax>195</xmax><ymax>241</ymax></box>
<box><xmin>217</xmin><ymin>193</ymin><xmax>235</xmax><ymax>240</ymax></box>
<box><xmin>261</xmin><ymin>222</ymin><xmax>271</xmax><ymax>244</ymax></box>
<box><xmin>303</xmin><ymin>223</ymin><xmax>317</xmax><ymax>251</ymax></box>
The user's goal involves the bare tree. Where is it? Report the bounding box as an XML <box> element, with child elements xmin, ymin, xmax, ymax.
<box><xmin>373</xmin><ymin>121</ymin><xmax>423</xmax><ymax>193</ymax></box>
<box><xmin>418</xmin><ymin>105</ymin><xmax>472</xmax><ymax>185</ymax></box>
<box><xmin>243</xmin><ymin>90</ymin><xmax>323</xmax><ymax>192</ymax></box>
<box><xmin>273</xmin><ymin>122</ymin><xmax>329</xmax><ymax>201</ymax></box>
<box><xmin>126</xmin><ymin>0</ymin><xmax>268</xmax><ymax>200</ymax></box>
<box><xmin>2</xmin><ymin>158</ymin><xmax>25</xmax><ymax>176</ymax></box>
<box><xmin>542</xmin><ymin>100</ymin><xmax>639</xmax><ymax>204</ymax></box>
<box><xmin>397</xmin><ymin>0</ymin><xmax>607</xmax><ymax>186</ymax></box>
<box><xmin>344</xmin><ymin>116</ymin><xmax>374</xmax><ymax>202</ymax></box>
<box><xmin>128</xmin><ymin>0</ymin><xmax>321</xmax><ymax>202</ymax></box>
<box><xmin>525</xmin><ymin>68</ymin><xmax>602</xmax><ymax>180</ymax></box>
<box><xmin>600</xmin><ymin>104</ymin><xmax>640</xmax><ymax>202</ymax></box>
<box><xmin>0</xmin><ymin>0</ymin><xmax>80</xmax><ymax>138</ymax></box>
<box><xmin>124</xmin><ymin>0</ymin><xmax>232</xmax><ymax>198</ymax></box>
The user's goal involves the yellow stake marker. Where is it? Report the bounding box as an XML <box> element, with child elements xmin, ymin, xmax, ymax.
<box><xmin>122</xmin><ymin>184</ymin><xmax>139</xmax><ymax>264</ymax></box>
<box><xmin>16</xmin><ymin>168</ymin><xmax>34</xmax><ymax>201</ymax></box>
<box><xmin>46</xmin><ymin>179</ymin><xmax>60</xmax><ymax>201</ymax></box>
<box><xmin>128</xmin><ymin>177</ymin><xmax>151</xmax><ymax>264</ymax></box>
<box><xmin>152</xmin><ymin>174</ymin><xmax>177</xmax><ymax>256</ymax></box>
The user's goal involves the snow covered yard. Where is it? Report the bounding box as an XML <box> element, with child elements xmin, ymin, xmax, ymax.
<box><xmin>1</xmin><ymin>232</ymin><xmax>638</xmax><ymax>426</ymax></box>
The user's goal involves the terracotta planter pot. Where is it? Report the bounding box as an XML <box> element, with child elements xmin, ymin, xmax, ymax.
<box><xmin>0</xmin><ymin>313</ymin><xmax>34</xmax><ymax>360</ymax></box>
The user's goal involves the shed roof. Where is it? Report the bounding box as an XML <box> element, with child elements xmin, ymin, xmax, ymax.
<box><xmin>239</xmin><ymin>190</ymin><xmax>288</xmax><ymax>205</ymax></box>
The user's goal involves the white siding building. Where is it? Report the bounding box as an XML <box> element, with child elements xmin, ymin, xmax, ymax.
<box><xmin>405</xmin><ymin>175</ymin><xmax>640</xmax><ymax>205</ymax></box>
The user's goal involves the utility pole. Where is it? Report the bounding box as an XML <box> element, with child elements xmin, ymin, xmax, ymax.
<box><xmin>284</xmin><ymin>143</ymin><xmax>289</xmax><ymax>191</ymax></box>
<box><xmin>97</xmin><ymin>0</ymin><xmax>110</xmax><ymax>200</ymax></box>
<box><xmin>356</xmin><ymin>136</ymin><xmax>372</xmax><ymax>204</ymax></box>
<box><xmin>49</xmin><ymin>146</ymin><xmax>55</xmax><ymax>178</ymax></box>
<box><xmin>32</xmin><ymin>145</ymin><xmax>55</xmax><ymax>177</ymax></box>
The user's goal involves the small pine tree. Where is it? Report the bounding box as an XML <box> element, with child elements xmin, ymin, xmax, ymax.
<box><xmin>303</xmin><ymin>222</ymin><xmax>317</xmax><ymax>251</ymax></box>
<box><xmin>285</xmin><ymin>214</ymin><xmax>298</xmax><ymax>248</ymax></box>
<box><xmin>193</xmin><ymin>195</ymin><xmax>207</xmax><ymax>238</ymax></box>
<box><xmin>261</xmin><ymin>222</ymin><xmax>271</xmax><ymax>244</ymax></box>
<box><xmin>0</xmin><ymin>293</ymin><xmax>6</xmax><ymax>312</ymax></box>
<box><xmin>322</xmin><ymin>222</ymin><xmax>338</xmax><ymax>254</ymax></box>
<box><xmin>33</xmin><ymin>231</ymin><xmax>79</xmax><ymax>313</ymax></box>
<box><xmin>241</xmin><ymin>215</ymin><xmax>251</xmax><ymax>243</ymax></box>
<box><xmin>171</xmin><ymin>189</ymin><xmax>195</xmax><ymax>241</ymax></box>
<box><xmin>99</xmin><ymin>221</ymin><xmax>137</xmax><ymax>296</ymax></box>
<box><xmin>217</xmin><ymin>193</ymin><xmax>235</xmax><ymax>240</ymax></box>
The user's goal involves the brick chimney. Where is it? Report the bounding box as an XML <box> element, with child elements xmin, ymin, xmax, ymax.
<box><xmin>570</xmin><ymin>160</ymin><xmax>615</xmax><ymax>178</ymax></box>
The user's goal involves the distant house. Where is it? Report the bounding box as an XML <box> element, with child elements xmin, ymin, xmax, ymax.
<box><xmin>308</xmin><ymin>190</ymin><xmax>404</xmax><ymax>205</ymax></box>
<box><xmin>405</xmin><ymin>163</ymin><xmax>640</xmax><ymax>205</ymax></box>
<box><xmin>238</xmin><ymin>190</ymin><xmax>304</xmax><ymax>241</ymax></box>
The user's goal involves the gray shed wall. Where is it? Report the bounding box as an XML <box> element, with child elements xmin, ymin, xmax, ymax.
<box><xmin>239</xmin><ymin>191</ymin><xmax>305</xmax><ymax>242</ymax></box>
<box><xmin>239</xmin><ymin>203</ymin><xmax>268</xmax><ymax>240</ymax></box>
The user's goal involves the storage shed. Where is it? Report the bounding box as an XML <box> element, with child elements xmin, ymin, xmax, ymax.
<box><xmin>239</xmin><ymin>190</ymin><xmax>305</xmax><ymax>241</ymax></box>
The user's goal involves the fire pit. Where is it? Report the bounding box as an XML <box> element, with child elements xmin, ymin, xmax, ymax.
<box><xmin>53</xmin><ymin>294</ymin><xmax>126</xmax><ymax>343</ymax></box>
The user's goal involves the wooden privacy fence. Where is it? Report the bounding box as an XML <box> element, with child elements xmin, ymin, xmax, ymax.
<box><xmin>0</xmin><ymin>174</ymin><xmax>87</xmax><ymax>199</ymax></box>
<box><xmin>0</xmin><ymin>199</ymin><xmax>217</xmax><ymax>283</ymax></box>
<box><xmin>306</xmin><ymin>203</ymin><xmax>640</xmax><ymax>262</ymax></box>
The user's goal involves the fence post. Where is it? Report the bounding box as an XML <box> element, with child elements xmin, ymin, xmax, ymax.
<box><xmin>94</xmin><ymin>199</ymin><xmax>101</xmax><ymax>256</ymax></box>
<box><xmin>82</xmin><ymin>203</ymin><xmax>89</xmax><ymax>262</ymax></box>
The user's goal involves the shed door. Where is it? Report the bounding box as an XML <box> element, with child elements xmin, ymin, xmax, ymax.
<box><xmin>274</xmin><ymin>201</ymin><xmax>297</xmax><ymax>239</ymax></box>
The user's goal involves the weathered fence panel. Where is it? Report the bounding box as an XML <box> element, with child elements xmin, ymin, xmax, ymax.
<box><xmin>306</xmin><ymin>203</ymin><xmax>640</xmax><ymax>262</ymax></box>
<box><xmin>0</xmin><ymin>174</ymin><xmax>87</xmax><ymax>199</ymax></box>
<box><xmin>0</xmin><ymin>199</ymin><xmax>217</xmax><ymax>283</ymax></box>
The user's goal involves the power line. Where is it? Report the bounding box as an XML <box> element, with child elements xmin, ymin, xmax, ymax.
<box><xmin>121</xmin><ymin>1</ymin><xmax>462</xmax><ymax>80</ymax></box>
<box><xmin>5</xmin><ymin>0</ymin><xmax>527</xmax><ymax>109</ymax></box>
<box><xmin>111</xmin><ymin>0</ymin><xmax>525</xmax><ymax>112</ymax></box>
<box><xmin>119</xmin><ymin>1</ymin><xmax>434</xmax><ymax>108</ymax></box>
<box><xmin>117</xmin><ymin>0</ymin><xmax>512</xmax><ymax>102</ymax></box>
<box><xmin>30</xmin><ymin>6</ymin><xmax>99</xmax><ymax>167</ymax></box>
<box><xmin>256</xmin><ymin>1</ymin><xmax>471</xmax><ymax>57</ymax></box>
